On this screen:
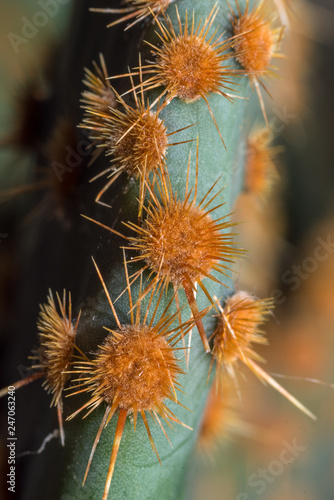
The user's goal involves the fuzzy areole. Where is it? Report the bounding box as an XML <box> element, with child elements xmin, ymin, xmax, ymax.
<box><xmin>0</xmin><ymin>290</ymin><xmax>80</xmax><ymax>446</ymax></box>
<box><xmin>229</xmin><ymin>0</ymin><xmax>284</xmax><ymax>123</ymax></box>
<box><xmin>84</xmin><ymin>154</ymin><xmax>243</xmax><ymax>353</ymax></box>
<box><xmin>211</xmin><ymin>292</ymin><xmax>316</xmax><ymax>420</ymax></box>
<box><xmin>85</xmin><ymin>324</ymin><xmax>179</xmax><ymax>411</ymax></box>
<box><xmin>135</xmin><ymin>5</ymin><xmax>240</xmax><ymax>146</ymax></box>
<box><xmin>245</xmin><ymin>126</ymin><xmax>280</xmax><ymax>199</ymax></box>
<box><xmin>37</xmin><ymin>290</ymin><xmax>79</xmax><ymax>407</ymax></box>
<box><xmin>67</xmin><ymin>258</ymin><xmax>192</xmax><ymax>500</ymax></box>
<box><xmin>80</xmin><ymin>66</ymin><xmax>192</xmax><ymax>210</ymax></box>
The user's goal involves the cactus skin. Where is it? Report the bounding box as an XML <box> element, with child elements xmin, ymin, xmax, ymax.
<box><xmin>58</xmin><ymin>1</ymin><xmax>250</xmax><ymax>499</ymax></box>
<box><xmin>2</xmin><ymin>1</ymin><xmax>250</xmax><ymax>499</ymax></box>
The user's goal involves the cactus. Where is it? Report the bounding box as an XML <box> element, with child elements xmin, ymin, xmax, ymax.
<box><xmin>0</xmin><ymin>1</ymin><xmax>314</xmax><ymax>499</ymax></box>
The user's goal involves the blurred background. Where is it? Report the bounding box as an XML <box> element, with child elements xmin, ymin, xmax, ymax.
<box><xmin>1</xmin><ymin>1</ymin><xmax>334</xmax><ymax>499</ymax></box>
